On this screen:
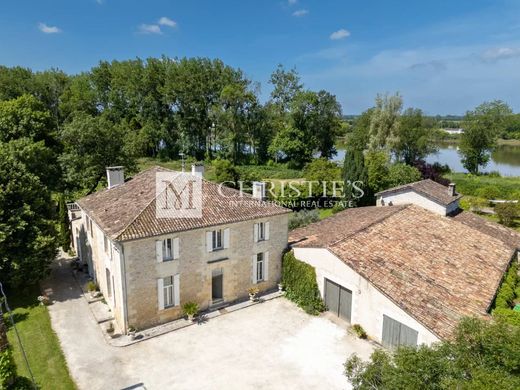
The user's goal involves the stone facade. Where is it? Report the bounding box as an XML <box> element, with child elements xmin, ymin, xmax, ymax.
<box><xmin>123</xmin><ymin>213</ymin><xmax>288</xmax><ymax>330</ymax></box>
<box><xmin>75</xmin><ymin>211</ymin><xmax>289</xmax><ymax>332</ymax></box>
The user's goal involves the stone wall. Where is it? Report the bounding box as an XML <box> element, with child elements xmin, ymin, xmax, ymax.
<box><xmin>122</xmin><ymin>213</ymin><xmax>289</xmax><ymax>330</ymax></box>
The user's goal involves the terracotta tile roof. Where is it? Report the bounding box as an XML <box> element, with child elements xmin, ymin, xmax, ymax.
<box><xmin>77</xmin><ymin>166</ymin><xmax>290</xmax><ymax>241</ymax></box>
<box><xmin>376</xmin><ymin>179</ymin><xmax>462</xmax><ymax>206</ymax></box>
<box><xmin>290</xmin><ymin>205</ymin><xmax>518</xmax><ymax>340</ymax></box>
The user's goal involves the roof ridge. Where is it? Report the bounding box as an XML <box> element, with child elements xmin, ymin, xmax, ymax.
<box><xmin>328</xmin><ymin>205</ymin><xmax>408</xmax><ymax>247</ymax></box>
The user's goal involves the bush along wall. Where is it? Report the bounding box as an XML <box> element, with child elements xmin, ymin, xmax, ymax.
<box><xmin>492</xmin><ymin>260</ymin><xmax>520</xmax><ymax>326</ymax></box>
<box><xmin>281</xmin><ymin>251</ymin><xmax>325</xmax><ymax>315</ymax></box>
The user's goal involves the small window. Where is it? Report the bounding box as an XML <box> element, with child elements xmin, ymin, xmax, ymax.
<box><xmin>89</xmin><ymin>218</ymin><xmax>93</xmax><ymax>237</ymax></box>
<box><xmin>104</xmin><ymin>235</ymin><xmax>109</xmax><ymax>254</ymax></box>
<box><xmin>256</xmin><ymin>252</ymin><xmax>264</xmax><ymax>282</ymax></box>
<box><xmin>163</xmin><ymin>276</ymin><xmax>175</xmax><ymax>308</ymax></box>
<box><xmin>258</xmin><ymin>222</ymin><xmax>265</xmax><ymax>241</ymax></box>
<box><xmin>212</xmin><ymin>230</ymin><xmax>223</xmax><ymax>250</ymax></box>
<box><xmin>162</xmin><ymin>238</ymin><xmax>173</xmax><ymax>261</ymax></box>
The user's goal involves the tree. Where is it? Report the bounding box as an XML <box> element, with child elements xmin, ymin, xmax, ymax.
<box><xmin>459</xmin><ymin>101</ymin><xmax>511</xmax><ymax>174</ymax></box>
<box><xmin>268</xmin><ymin>125</ymin><xmax>310</xmax><ymax>168</ymax></box>
<box><xmin>392</xmin><ymin>108</ymin><xmax>437</xmax><ymax>165</ymax></box>
<box><xmin>58</xmin><ymin>194</ymin><xmax>71</xmax><ymax>251</ymax></box>
<box><xmin>0</xmin><ymin>299</ymin><xmax>16</xmax><ymax>389</ymax></box>
<box><xmin>368</xmin><ymin>93</ymin><xmax>402</xmax><ymax>151</ymax></box>
<box><xmin>386</xmin><ymin>163</ymin><xmax>421</xmax><ymax>188</ymax></box>
<box><xmin>0</xmin><ymin>145</ymin><xmax>58</xmax><ymax>288</ymax></box>
<box><xmin>342</xmin><ymin>148</ymin><xmax>370</xmax><ymax>206</ymax></box>
<box><xmin>365</xmin><ymin>151</ymin><xmax>390</xmax><ymax>194</ymax></box>
<box><xmin>495</xmin><ymin>203</ymin><xmax>519</xmax><ymax>227</ymax></box>
<box><xmin>348</xmin><ymin>108</ymin><xmax>373</xmax><ymax>152</ymax></box>
<box><xmin>0</xmin><ymin>94</ymin><xmax>55</xmax><ymax>145</ymax></box>
<box><xmin>60</xmin><ymin>113</ymin><xmax>137</xmax><ymax>193</ymax></box>
<box><xmin>212</xmin><ymin>158</ymin><xmax>240</xmax><ymax>187</ymax></box>
<box><xmin>303</xmin><ymin>158</ymin><xmax>341</xmax><ymax>196</ymax></box>
<box><xmin>269</xmin><ymin>65</ymin><xmax>303</xmax><ymax>113</ymax></box>
<box><xmin>290</xmin><ymin>90</ymin><xmax>342</xmax><ymax>159</ymax></box>
<box><xmin>345</xmin><ymin>317</ymin><xmax>520</xmax><ymax>390</ymax></box>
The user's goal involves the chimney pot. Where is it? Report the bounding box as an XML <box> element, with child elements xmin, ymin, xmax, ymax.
<box><xmin>106</xmin><ymin>166</ymin><xmax>124</xmax><ymax>189</ymax></box>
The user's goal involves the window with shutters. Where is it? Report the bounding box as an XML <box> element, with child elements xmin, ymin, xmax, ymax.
<box><xmin>212</xmin><ymin>229</ymin><xmax>223</xmax><ymax>250</ymax></box>
<box><xmin>258</xmin><ymin>222</ymin><xmax>265</xmax><ymax>241</ymax></box>
<box><xmin>163</xmin><ymin>276</ymin><xmax>175</xmax><ymax>308</ymax></box>
<box><xmin>256</xmin><ymin>252</ymin><xmax>264</xmax><ymax>282</ymax></box>
<box><xmin>162</xmin><ymin>238</ymin><xmax>173</xmax><ymax>261</ymax></box>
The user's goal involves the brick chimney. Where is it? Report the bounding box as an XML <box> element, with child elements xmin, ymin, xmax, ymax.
<box><xmin>106</xmin><ymin>166</ymin><xmax>124</xmax><ymax>189</ymax></box>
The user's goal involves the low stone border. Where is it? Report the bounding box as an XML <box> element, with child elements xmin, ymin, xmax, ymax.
<box><xmin>71</xmin><ymin>264</ymin><xmax>283</xmax><ymax>347</ymax></box>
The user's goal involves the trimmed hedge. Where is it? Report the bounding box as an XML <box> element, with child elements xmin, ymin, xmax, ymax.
<box><xmin>281</xmin><ymin>251</ymin><xmax>325</xmax><ymax>315</ymax></box>
<box><xmin>493</xmin><ymin>308</ymin><xmax>520</xmax><ymax>327</ymax></box>
<box><xmin>493</xmin><ymin>261</ymin><xmax>519</xmax><ymax>310</ymax></box>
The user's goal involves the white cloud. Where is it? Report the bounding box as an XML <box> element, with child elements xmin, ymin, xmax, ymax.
<box><xmin>329</xmin><ymin>29</ymin><xmax>350</xmax><ymax>40</ymax></box>
<box><xmin>481</xmin><ymin>47</ymin><xmax>520</xmax><ymax>61</ymax></box>
<box><xmin>288</xmin><ymin>0</ymin><xmax>297</xmax><ymax>5</ymax></box>
<box><xmin>158</xmin><ymin>17</ymin><xmax>177</xmax><ymax>28</ymax></box>
<box><xmin>292</xmin><ymin>9</ymin><xmax>308</xmax><ymax>17</ymax></box>
<box><xmin>138</xmin><ymin>24</ymin><xmax>162</xmax><ymax>34</ymax></box>
<box><xmin>38</xmin><ymin>23</ymin><xmax>61</xmax><ymax>34</ymax></box>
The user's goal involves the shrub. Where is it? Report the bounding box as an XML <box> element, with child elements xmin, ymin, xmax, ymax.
<box><xmin>0</xmin><ymin>347</ymin><xmax>16</xmax><ymax>389</ymax></box>
<box><xmin>493</xmin><ymin>261</ymin><xmax>519</xmax><ymax>309</ymax></box>
<box><xmin>495</xmin><ymin>203</ymin><xmax>519</xmax><ymax>227</ymax></box>
<box><xmin>281</xmin><ymin>251</ymin><xmax>325</xmax><ymax>315</ymax></box>
<box><xmin>86</xmin><ymin>281</ymin><xmax>98</xmax><ymax>292</ymax></box>
<box><xmin>493</xmin><ymin>308</ymin><xmax>520</xmax><ymax>327</ymax></box>
<box><xmin>182</xmin><ymin>302</ymin><xmax>199</xmax><ymax>317</ymax></box>
<box><xmin>352</xmin><ymin>324</ymin><xmax>367</xmax><ymax>339</ymax></box>
<box><xmin>475</xmin><ymin>186</ymin><xmax>501</xmax><ymax>200</ymax></box>
<box><xmin>288</xmin><ymin>209</ymin><xmax>320</xmax><ymax>230</ymax></box>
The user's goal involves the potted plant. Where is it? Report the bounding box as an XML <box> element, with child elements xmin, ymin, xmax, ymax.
<box><xmin>352</xmin><ymin>324</ymin><xmax>367</xmax><ymax>339</ymax></box>
<box><xmin>248</xmin><ymin>287</ymin><xmax>259</xmax><ymax>301</ymax></box>
<box><xmin>106</xmin><ymin>322</ymin><xmax>115</xmax><ymax>337</ymax></box>
<box><xmin>182</xmin><ymin>302</ymin><xmax>199</xmax><ymax>321</ymax></box>
<box><xmin>128</xmin><ymin>326</ymin><xmax>137</xmax><ymax>340</ymax></box>
<box><xmin>87</xmin><ymin>281</ymin><xmax>99</xmax><ymax>298</ymax></box>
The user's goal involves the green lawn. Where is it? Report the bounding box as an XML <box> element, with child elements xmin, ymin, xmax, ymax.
<box><xmin>445</xmin><ymin>172</ymin><xmax>520</xmax><ymax>199</ymax></box>
<box><xmin>4</xmin><ymin>285</ymin><xmax>76</xmax><ymax>390</ymax></box>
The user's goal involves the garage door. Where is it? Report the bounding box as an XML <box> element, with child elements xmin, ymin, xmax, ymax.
<box><xmin>324</xmin><ymin>278</ymin><xmax>352</xmax><ymax>322</ymax></box>
<box><xmin>382</xmin><ymin>315</ymin><xmax>418</xmax><ymax>348</ymax></box>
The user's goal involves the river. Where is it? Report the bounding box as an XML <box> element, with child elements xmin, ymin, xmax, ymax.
<box><xmin>333</xmin><ymin>143</ymin><xmax>520</xmax><ymax>176</ymax></box>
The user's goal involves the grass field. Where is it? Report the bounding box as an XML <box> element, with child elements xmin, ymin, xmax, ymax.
<box><xmin>445</xmin><ymin>173</ymin><xmax>520</xmax><ymax>199</ymax></box>
<box><xmin>4</xmin><ymin>285</ymin><xmax>76</xmax><ymax>390</ymax></box>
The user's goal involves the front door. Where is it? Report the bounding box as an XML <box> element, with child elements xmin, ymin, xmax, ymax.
<box><xmin>324</xmin><ymin>278</ymin><xmax>352</xmax><ymax>322</ymax></box>
<box><xmin>212</xmin><ymin>269</ymin><xmax>223</xmax><ymax>304</ymax></box>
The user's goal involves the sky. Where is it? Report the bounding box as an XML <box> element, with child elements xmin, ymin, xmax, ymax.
<box><xmin>2</xmin><ymin>0</ymin><xmax>520</xmax><ymax>115</ymax></box>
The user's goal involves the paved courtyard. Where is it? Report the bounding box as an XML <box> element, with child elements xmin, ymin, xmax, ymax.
<box><xmin>43</xmin><ymin>258</ymin><xmax>374</xmax><ymax>390</ymax></box>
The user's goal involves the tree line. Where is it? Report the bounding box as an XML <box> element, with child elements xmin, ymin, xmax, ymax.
<box><xmin>0</xmin><ymin>58</ymin><xmax>343</xmax><ymax>288</ymax></box>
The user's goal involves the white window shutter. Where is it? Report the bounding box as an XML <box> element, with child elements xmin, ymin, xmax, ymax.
<box><xmin>223</xmin><ymin>228</ymin><xmax>230</xmax><ymax>249</ymax></box>
<box><xmin>157</xmin><ymin>278</ymin><xmax>164</xmax><ymax>310</ymax></box>
<box><xmin>156</xmin><ymin>240</ymin><xmax>163</xmax><ymax>263</ymax></box>
<box><xmin>264</xmin><ymin>251</ymin><xmax>269</xmax><ymax>281</ymax></box>
<box><xmin>174</xmin><ymin>274</ymin><xmax>180</xmax><ymax>306</ymax></box>
<box><xmin>253</xmin><ymin>223</ymin><xmax>258</xmax><ymax>242</ymax></box>
<box><xmin>265</xmin><ymin>222</ymin><xmax>270</xmax><ymax>240</ymax></box>
<box><xmin>252</xmin><ymin>255</ymin><xmax>258</xmax><ymax>284</ymax></box>
<box><xmin>206</xmin><ymin>231</ymin><xmax>213</xmax><ymax>252</ymax></box>
<box><xmin>173</xmin><ymin>237</ymin><xmax>180</xmax><ymax>259</ymax></box>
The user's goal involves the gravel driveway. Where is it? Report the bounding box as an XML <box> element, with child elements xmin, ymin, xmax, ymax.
<box><xmin>44</xmin><ymin>258</ymin><xmax>374</xmax><ymax>390</ymax></box>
